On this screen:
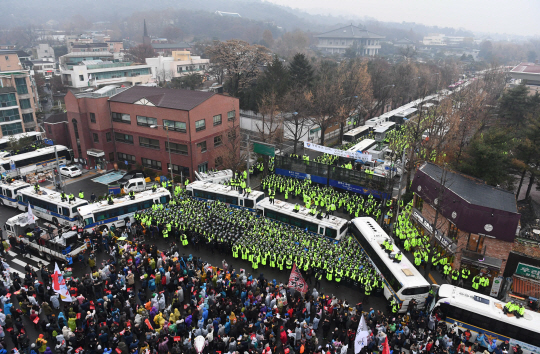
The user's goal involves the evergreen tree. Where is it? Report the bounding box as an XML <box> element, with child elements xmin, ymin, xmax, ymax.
<box><xmin>498</xmin><ymin>84</ymin><xmax>530</xmax><ymax>128</ymax></box>
<box><xmin>259</xmin><ymin>56</ymin><xmax>290</xmax><ymax>98</ymax></box>
<box><xmin>288</xmin><ymin>53</ymin><xmax>314</xmax><ymax>89</ymax></box>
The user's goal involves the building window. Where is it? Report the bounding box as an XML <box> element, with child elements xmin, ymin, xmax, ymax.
<box><xmin>214</xmin><ymin>135</ymin><xmax>222</xmax><ymax>147</ymax></box>
<box><xmin>111</xmin><ymin>112</ymin><xmax>131</xmax><ymax>124</ymax></box>
<box><xmin>106</xmin><ymin>132</ymin><xmax>111</xmax><ymax>142</ymax></box>
<box><xmin>168</xmin><ymin>163</ymin><xmax>189</xmax><ymax>176</ymax></box>
<box><xmin>93</xmin><ymin>133</ymin><xmax>99</xmax><ymax>143</ymax></box>
<box><xmin>117</xmin><ymin>152</ymin><xmax>136</xmax><ymax>164</ymax></box>
<box><xmin>114</xmin><ymin>132</ymin><xmax>134</xmax><ymax>144</ymax></box>
<box><xmin>198</xmin><ymin>162</ymin><xmax>208</xmax><ymax>173</ymax></box>
<box><xmin>90</xmin><ymin>113</ymin><xmax>96</xmax><ymax>123</ymax></box>
<box><xmin>79</xmin><ymin>75</ymin><xmax>84</xmax><ymax>82</ymax></box>
<box><xmin>22</xmin><ymin>113</ymin><xmax>34</xmax><ymax>123</ymax></box>
<box><xmin>109</xmin><ymin>152</ymin><xmax>114</xmax><ymax>162</ymax></box>
<box><xmin>0</xmin><ymin>93</ymin><xmax>17</xmax><ymax>107</ymax></box>
<box><xmin>136</xmin><ymin>115</ymin><xmax>157</xmax><ymax>127</ymax></box>
<box><xmin>0</xmin><ymin>108</ymin><xmax>20</xmax><ymax>123</ymax></box>
<box><xmin>142</xmin><ymin>158</ymin><xmax>162</xmax><ymax>170</ymax></box>
<box><xmin>19</xmin><ymin>99</ymin><xmax>31</xmax><ymax>109</ymax></box>
<box><xmin>139</xmin><ymin>137</ymin><xmax>160</xmax><ymax>150</ymax></box>
<box><xmin>448</xmin><ymin>221</ymin><xmax>459</xmax><ymax>241</ymax></box>
<box><xmin>227</xmin><ymin>110</ymin><xmax>236</xmax><ymax>121</ymax></box>
<box><xmin>1</xmin><ymin>122</ymin><xmax>23</xmax><ymax>136</ymax></box>
<box><xmin>466</xmin><ymin>234</ymin><xmax>485</xmax><ymax>253</ymax></box>
<box><xmin>213</xmin><ymin>114</ymin><xmax>222</xmax><ymax>126</ymax></box>
<box><xmin>165</xmin><ymin>141</ymin><xmax>188</xmax><ymax>155</ymax></box>
<box><xmin>163</xmin><ymin>119</ymin><xmax>187</xmax><ymax>133</ymax></box>
<box><xmin>197</xmin><ymin>141</ymin><xmax>207</xmax><ymax>153</ymax></box>
<box><xmin>215</xmin><ymin>156</ymin><xmax>223</xmax><ymax>167</ymax></box>
<box><xmin>195</xmin><ymin>119</ymin><xmax>205</xmax><ymax>131</ymax></box>
<box><xmin>176</xmin><ymin>66</ymin><xmax>183</xmax><ymax>73</ymax></box>
<box><xmin>15</xmin><ymin>78</ymin><xmax>28</xmax><ymax>94</ymax></box>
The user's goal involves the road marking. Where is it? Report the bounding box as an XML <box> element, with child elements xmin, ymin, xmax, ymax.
<box><xmin>7</xmin><ymin>250</ymin><xmax>17</xmax><ymax>257</ymax></box>
<box><xmin>428</xmin><ymin>273</ymin><xmax>438</xmax><ymax>285</ymax></box>
<box><xmin>27</xmin><ymin>255</ymin><xmax>49</xmax><ymax>266</ymax></box>
<box><xmin>11</xmin><ymin>258</ymin><xmax>39</xmax><ymax>271</ymax></box>
<box><xmin>10</xmin><ymin>268</ymin><xmax>24</xmax><ymax>277</ymax></box>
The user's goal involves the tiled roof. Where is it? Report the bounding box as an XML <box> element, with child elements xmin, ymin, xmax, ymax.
<box><xmin>44</xmin><ymin>113</ymin><xmax>68</xmax><ymax>124</ymax></box>
<box><xmin>109</xmin><ymin>86</ymin><xmax>215</xmax><ymax>111</ymax></box>
<box><xmin>151</xmin><ymin>43</ymin><xmax>191</xmax><ymax>50</ymax></box>
<box><xmin>511</xmin><ymin>62</ymin><xmax>540</xmax><ymax>74</ymax></box>
<box><xmin>316</xmin><ymin>25</ymin><xmax>385</xmax><ymax>39</ymax></box>
<box><xmin>419</xmin><ymin>162</ymin><xmax>517</xmax><ymax>213</ymax></box>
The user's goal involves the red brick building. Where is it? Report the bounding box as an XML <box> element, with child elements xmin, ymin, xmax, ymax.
<box><xmin>410</xmin><ymin>162</ymin><xmax>521</xmax><ymax>285</ymax></box>
<box><xmin>43</xmin><ymin>113</ymin><xmax>70</xmax><ymax>148</ymax></box>
<box><xmin>61</xmin><ymin>85</ymin><xmax>239</xmax><ymax>181</ymax></box>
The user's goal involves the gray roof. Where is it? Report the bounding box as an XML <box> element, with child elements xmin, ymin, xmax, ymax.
<box><xmin>419</xmin><ymin>162</ymin><xmax>517</xmax><ymax>214</ymax></box>
<box><xmin>316</xmin><ymin>25</ymin><xmax>384</xmax><ymax>39</ymax></box>
<box><xmin>44</xmin><ymin>113</ymin><xmax>68</xmax><ymax>124</ymax></box>
<box><xmin>151</xmin><ymin>43</ymin><xmax>191</xmax><ymax>50</ymax></box>
<box><xmin>109</xmin><ymin>86</ymin><xmax>215</xmax><ymax>111</ymax></box>
<box><xmin>0</xmin><ymin>50</ymin><xmax>31</xmax><ymax>58</ymax></box>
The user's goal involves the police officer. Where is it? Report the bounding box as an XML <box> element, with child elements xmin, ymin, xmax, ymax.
<box><xmin>34</xmin><ymin>183</ymin><xmax>40</xmax><ymax>193</ymax></box>
<box><xmin>68</xmin><ymin>193</ymin><xmax>75</xmax><ymax>203</ymax></box>
<box><xmin>129</xmin><ymin>190</ymin><xmax>135</xmax><ymax>200</ymax></box>
<box><xmin>78</xmin><ymin>190</ymin><xmax>84</xmax><ymax>199</ymax></box>
<box><xmin>152</xmin><ymin>184</ymin><xmax>157</xmax><ymax>193</ymax></box>
<box><xmin>107</xmin><ymin>194</ymin><xmax>114</xmax><ymax>205</ymax></box>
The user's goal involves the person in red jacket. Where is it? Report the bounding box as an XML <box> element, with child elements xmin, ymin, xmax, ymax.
<box><xmin>280</xmin><ymin>326</ymin><xmax>288</xmax><ymax>345</ymax></box>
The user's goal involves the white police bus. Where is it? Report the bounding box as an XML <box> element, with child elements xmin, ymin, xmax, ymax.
<box><xmin>17</xmin><ymin>187</ymin><xmax>88</xmax><ymax>227</ymax></box>
<box><xmin>0</xmin><ymin>145</ymin><xmax>71</xmax><ymax>178</ymax></box>
<box><xmin>346</xmin><ymin>139</ymin><xmax>377</xmax><ymax>154</ymax></box>
<box><xmin>350</xmin><ymin>217</ymin><xmax>433</xmax><ymax>312</ymax></box>
<box><xmin>431</xmin><ymin>285</ymin><xmax>540</xmax><ymax>354</ymax></box>
<box><xmin>78</xmin><ymin>188</ymin><xmax>171</xmax><ymax>230</ymax></box>
<box><xmin>187</xmin><ymin>180</ymin><xmax>265</xmax><ymax>212</ymax></box>
<box><xmin>0</xmin><ymin>180</ymin><xmax>31</xmax><ymax>208</ymax></box>
<box><xmin>342</xmin><ymin>126</ymin><xmax>372</xmax><ymax>144</ymax></box>
<box><xmin>257</xmin><ymin>198</ymin><xmax>349</xmax><ymax>240</ymax></box>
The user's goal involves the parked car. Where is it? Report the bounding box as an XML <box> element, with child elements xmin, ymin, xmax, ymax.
<box><xmin>59</xmin><ymin>165</ymin><xmax>82</xmax><ymax>178</ymax></box>
<box><xmin>117</xmin><ymin>170</ymin><xmax>146</xmax><ymax>186</ymax></box>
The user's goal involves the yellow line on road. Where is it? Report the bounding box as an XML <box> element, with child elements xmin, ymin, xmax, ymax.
<box><xmin>428</xmin><ymin>273</ymin><xmax>438</xmax><ymax>285</ymax></box>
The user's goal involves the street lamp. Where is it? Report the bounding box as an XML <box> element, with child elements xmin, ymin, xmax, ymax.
<box><xmin>150</xmin><ymin>124</ymin><xmax>178</xmax><ymax>187</ymax></box>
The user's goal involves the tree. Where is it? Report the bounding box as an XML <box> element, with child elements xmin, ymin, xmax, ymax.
<box><xmin>528</xmin><ymin>50</ymin><xmax>538</xmax><ymax>62</ymax></box>
<box><xmin>169</xmin><ymin>73</ymin><xmax>203</xmax><ymax>90</ymax></box>
<box><xmin>273</xmin><ymin>30</ymin><xmax>311</xmax><ymax>58</ymax></box>
<box><xmin>366</xmin><ymin>59</ymin><xmax>394</xmax><ymax>122</ymax></box>
<box><xmin>127</xmin><ymin>44</ymin><xmax>156</xmax><ymax>63</ymax></box>
<box><xmin>161</xmin><ymin>26</ymin><xmax>184</xmax><ymax>42</ymax></box>
<box><xmin>207</xmin><ymin>39</ymin><xmax>271</xmax><ymax>98</ymax></box>
<box><xmin>51</xmin><ymin>75</ymin><xmax>67</xmax><ymax>94</ymax></box>
<box><xmin>261</xmin><ymin>30</ymin><xmax>274</xmax><ymax>49</ymax></box>
<box><xmin>258</xmin><ymin>56</ymin><xmax>290</xmax><ymax>99</ymax></box>
<box><xmin>457</xmin><ymin>128</ymin><xmax>514</xmax><ymax>188</ymax></box>
<box><xmin>256</xmin><ymin>91</ymin><xmax>283</xmax><ymax>178</ymax></box>
<box><xmin>220</xmin><ymin>114</ymin><xmax>246</xmax><ymax>176</ymax></box>
<box><xmin>53</xmin><ymin>45</ymin><xmax>68</xmax><ymax>57</ymax></box>
<box><xmin>34</xmin><ymin>73</ymin><xmax>47</xmax><ymax>99</ymax></box>
<box><xmin>281</xmin><ymin>86</ymin><xmax>311</xmax><ymax>154</ymax></box>
<box><xmin>398</xmin><ymin>45</ymin><xmax>417</xmax><ymax>61</ymax></box>
<box><xmin>288</xmin><ymin>53</ymin><xmax>314</xmax><ymax>90</ymax></box>
<box><xmin>8</xmin><ymin>134</ymin><xmax>34</xmax><ymax>152</ymax></box>
<box><xmin>499</xmin><ymin>84</ymin><xmax>535</xmax><ymax>128</ymax></box>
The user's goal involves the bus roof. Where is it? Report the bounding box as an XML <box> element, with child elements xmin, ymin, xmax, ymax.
<box><xmin>19</xmin><ymin>186</ymin><xmax>88</xmax><ymax>208</ymax></box>
<box><xmin>346</xmin><ymin>139</ymin><xmax>376</xmax><ymax>153</ymax></box>
<box><xmin>437</xmin><ymin>284</ymin><xmax>540</xmax><ymax>331</ymax></box>
<box><xmin>373</xmin><ymin>122</ymin><xmax>396</xmax><ymax>133</ymax></box>
<box><xmin>257</xmin><ymin>197</ymin><xmax>348</xmax><ymax>239</ymax></box>
<box><xmin>351</xmin><ymin>217</ymin><xmax>430</xmax><ymax>288</ymax></box>
<box><xmin>394</xmin><ymin>107</ymin><xmax>418</xmax><ymax>117</ymax></box>
<box><xmin>344</xmin><ymin>126</ymin><xmax>371</xmax><ymax>136</ymax></box>
<box><xmin>0</xmin><ymin>132</ymin><xmax>41</xmax><ymax>145</ymax></box>
<box><xmin>77</xmin><ymin>188</ymin><xmax>170</xmax><ymax>216</ymax></box>
<box><xmin>188</xmin><ymin>180</ymin><xmax>264</xmax><ymax>201</ymax></box>
<box><xmin>0</xmin><ymin>180</ymin><xmax>30</xmax><ymax>190</ymax></box>
<box><xmin>0</xmin><ymin>145</ymin><xmax>68</xmax><ymax>163</ymax></box>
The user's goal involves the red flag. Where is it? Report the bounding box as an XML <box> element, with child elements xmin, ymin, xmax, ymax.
<box><xmin>382</xmin><ymin>337</ymin><xmax>390</xmax><ymax>354</ymax></box>
<box><xmin>287</xmin><ymin>263</ymin><xmax>308</xmax><ymax>294</ymax></box>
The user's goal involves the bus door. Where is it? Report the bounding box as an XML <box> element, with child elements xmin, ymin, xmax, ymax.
<box><xmin>318</xmin><ymin>226</ymin><xmax>325</xmax><ymax>235</ymax></box>
<box><xmin>239</xmin><ymin>197</ymin><xmax>244</xmax><ymax>207</ymax></box>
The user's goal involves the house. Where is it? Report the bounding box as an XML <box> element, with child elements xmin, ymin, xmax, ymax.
<box><xmin>145</xmin><ymin>51</ymin><xmax>210</xmax><ymax>82</ymax></box>
<box><xmin>509</xmin><ymin>62</ymin><xmax>540</xmax><ymax>95</ymax></box>
<box><xmin>394</xmin><ymin>38</ymin><xmax>416</xmax><ymax>50</ymax></box>
<box><xmin>151</xmin><ymin>43</ymin><xmax>192</xmax><ymax>56</ymax></box>
<box><xmin>315</xmin><ymin>24</ymin><xmax>384</xmax><ymax>56</ymax></box>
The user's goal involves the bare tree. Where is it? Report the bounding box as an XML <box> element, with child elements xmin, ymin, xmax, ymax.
<box><xmin>156</xmin><ymin>68</ymin><xmax>173</xmax><ymax>83</ymax></box>
<box><xmin>220</xmin><ymin>114</ymin><xmax>246</xmax><ymax>176</ymax></box>
<box><xmin>256</xmin><ymin>91</ymin><xmax>283</xmax><ymax>177</ymax></box>
<box><xmin>366</xmin><ymin>59</ymin><xmax>395</xmax><ymax>122</ymax></box>
<box><xmin>281</xmin><ymin>85</ymin><xmax>311</xmax><ymax>154</ymax></box>
<box><xmin>127</xmin><ymin>44</ymin><xmax>156</xmax><ymax>63</ymax></box>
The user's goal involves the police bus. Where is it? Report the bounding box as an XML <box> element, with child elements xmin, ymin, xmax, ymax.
<box><xmin>346</xmin><ymin>139</ymin><xmax>377</xmax><ymax>154</ymax></box>
<box><xmin>390</xmin><ymin>107</ymin><xmax>417</xmax><ymax>125</ymax></box>
<box><xmin>0</xmin><ymin>131</ymin><xmax>43</xmax><ymax>151</ymax></box>
<box><xmin>430</xmin><ymin>285</ymin><xmax>540</xmax><ymax>354</ymax></box>
<box><xmin>350</xmin><ymin>217</ymin><xmax>433</xmax><ymax>312</ymax></box>
<box><xmin>257</xmin><ymin>198</ymin><xmax>349</xmax><ymax>240</ymax></box>
<box><xmin>0</xmin><ymin>145</ymin><xmax>71</xmax><ymax>178</ymax></box>
<box><xmin>373</xmin><ymin>122</ymin><xmax>396</xmax><ymax>142</ymax></box>
<box><xmin>342</xmin><ymin>126</ymin><xmax>372</xmax><ymax>144</ymax></box>
<box><xmin>187</xmin><ymin>180</ymin><xmax>265</xmax><ymax>212</ymax></box>
<box><xmin>17</xmin><ymin>187</ymin><xmax>88</xmax><ymax>227</ymax></box>
<box><xmin>77</xmin><ymin>188</ymin><xmax>171</xmax><ymax>230</ymax></box>
<box><xmin>0</xmin><ymin>180</ymin><xmax>31</xmax><ymax>208</ymax></box>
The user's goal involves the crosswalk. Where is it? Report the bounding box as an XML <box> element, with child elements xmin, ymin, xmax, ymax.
<box><xmin>3</xmin><ymin>249</ymin><xmax>50</xmax><ymax>279</ymax></box>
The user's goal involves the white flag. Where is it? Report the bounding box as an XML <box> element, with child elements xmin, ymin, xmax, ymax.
<box><xmin>27</xmin><ymin>203</ymin><xmax>36</xmax><ymax>224</ymax></box>
<box><xmin>355</xmin><ymin>314</ymin><xmax>370</xmax><ymax>354</ymax></box>
<box><xmin>52</xmin><ymin>263</ymin><xmax>72</xmax><ymax>302</ymax></box>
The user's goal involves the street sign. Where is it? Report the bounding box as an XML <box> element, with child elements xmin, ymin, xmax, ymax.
<box><xmin>515</xmin><ymin>263</ymin><xmax>540</xmax><ymax>280</ymax></box>
<box><xmin>253</xmin><ymin>142</ymin><xmax>275</xmax><ymax>157</ymax></box>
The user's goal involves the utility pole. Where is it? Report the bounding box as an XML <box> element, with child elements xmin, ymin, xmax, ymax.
<box><xmin>246</xmin><ymin>134</ymin><xmax>250</xmax><ymax>188</ymax></box>
<box><xmin>54</xmin><ymin>145</ymin><xmax>64</xmax><ymax>191</ymax></box>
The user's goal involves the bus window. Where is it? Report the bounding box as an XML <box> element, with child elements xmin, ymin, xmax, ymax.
<box><xmin>160</xmin><ymin>195</ymin><xmax>170</xmax><ymax>204</ymax></box>
<box><xmin>239</xmin><ymin>199</ymin><xmax>244</xmax><ymax>207</ymax></box>
<box><xmin>5</xmin><ymin>190</ymin><xmax>11</xmax><ymax>198</ymax></box>
<box><xmin>256</xmin><ymin>194</ymin><xmax>265</xmax><ymax>203</ymax></box>
<box><xmin>325</xmin><ymin>227</ymin><xmax>337</xmax><ymax>238</ymax></box>
<box><xmin>318</xmin><ymin>226</ymin><xmax>324</xmax><ymax>235</ymax></box>
<box><xmin>244</xmin><ymin>199</ymin><xmax>254</xmax><ymax>208</ymax></box>
<box><xmin>71</xmin><ymin>206</ymin><xmax>78</xmax><ymax>215</ymax></box>
<box><xmin>84</xmin><ymin>217</ymin><xmax>94</xmax><ymax>226</ymax></box>
<box><xmin>340</xmin><ymin>224</ymin><xmax>348</xmax><ymax>235</ymax></box>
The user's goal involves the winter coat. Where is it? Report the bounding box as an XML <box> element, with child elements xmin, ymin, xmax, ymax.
<box><xmin>43</xmin><ymin>347</ymin><xmax>53</xmax><ymax>354</ymax></box>
<box><xmin>42</xmin><ymin>303</ymin><xmax>53</xmax><ymax>316</ymax></box>
<box><xmin>50</xmin><ymin>294</ymin><xmax>60</xmax><ymax>309</ymax></box>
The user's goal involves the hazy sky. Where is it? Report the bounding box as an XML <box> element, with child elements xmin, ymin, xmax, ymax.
<box><xmin>264</xmin><ymin>0</ymin><xmax>540</xmax><ymax>37</ymax></box>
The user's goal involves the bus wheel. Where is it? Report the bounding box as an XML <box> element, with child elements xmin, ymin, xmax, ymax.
<box><xmin>24</xmin><ymin>206</ymin><xmax>28</xmax><ymax>212</ymax></box>
<box><xmin>0</xmin><ymin>199</ymin><xmax>3</xmax><ymax>206</ymax></box>
<box><xmin>39</xmin><ymin>250</ymin><xmax>44</xmax><ymax>258</ymax></box>
<box><xmin>52</xmin><ymin>217</ymin><xmax>59</xmax><ymax>226</ymax></box>
<box><xmin>45</xmin><ymin>254</ymin><xmax>52</xmax><ymax>262</ymax></box>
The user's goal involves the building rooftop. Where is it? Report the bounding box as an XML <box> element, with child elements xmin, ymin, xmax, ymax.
<box><xmin>109</xmin><ymin>86</ymin><xmax>215</xmax><ymax>111</ymax></box>
<box><xmin>316</xmin><ymin>25</ymin><xmax>385</xmax><ymax>39</ymax></box>
<box><xmin>0</xmin><ymin>50</ymin><xmax>31</xmax><ymax>58</ymax></box>
<box><xmin>419</xmin><ymin>162</ymin><xmax>517</xmax><ymax>214</ymax></box>
<box><xmin>44</xmin><ymin>112</ymin><xmax>68</xmax><ymax>124</ymax></box>
<box><xmin>61</xmin><ymin>51</ymin><xmax>113</xmax><ymax>58</ymax></box>
<box><xmin>511</xmin><ymin>62</ymin><xmax>540</xmax><ymax>75</ymax></box>
<box><xmin>72</xmin><ymin>43</ymin><xmax>108</xmax><ymax>48</ymax></box>
<box><xmin>151</xmin><ymin>43</ymin><xmax>191</xmax><ymax>50</ymax></box>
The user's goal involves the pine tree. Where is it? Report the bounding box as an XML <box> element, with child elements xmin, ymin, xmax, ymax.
<box><xmin>288</xmin><ymin>53</ymin><xmax>314</xmax><ymax>89</ymax></box>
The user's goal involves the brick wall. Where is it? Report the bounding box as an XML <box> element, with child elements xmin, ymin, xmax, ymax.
<box><xmin>44</xmin><ymin>121</ymin><xmax>70</xmax><ymax>147</ymax></box>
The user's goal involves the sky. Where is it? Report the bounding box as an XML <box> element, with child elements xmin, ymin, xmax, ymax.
<box><xmin>264</xmin><ymin>0</ymin><xmax>540</xmax><ymax>37</ymax></box>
